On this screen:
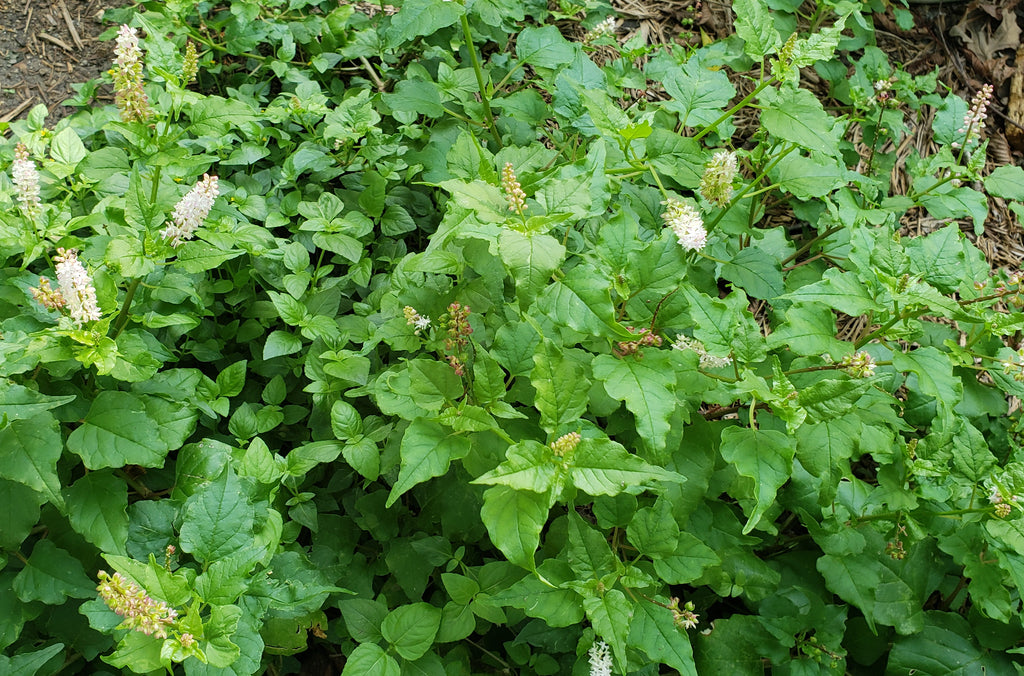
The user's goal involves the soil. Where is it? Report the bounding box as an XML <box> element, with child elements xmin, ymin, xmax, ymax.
<box><xmin>0</xmin><ymin>0</ymin><xmax>127</xmax><ymax>124</ymax></box>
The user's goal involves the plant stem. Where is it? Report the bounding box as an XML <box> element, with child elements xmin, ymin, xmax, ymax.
<box><xmin>460</xmin><ymin>14</ymin><xmax>502</xmax><ymax>149</ymax></box>
<box><xmin>110</xmin><ymin>278</ymin><xmax>141</xmax><ymax>340</ymax></box>
<box><xmin>692</xmin><ymin>75</ymin><xmax>777</xmax><ymax>142</ymax></box>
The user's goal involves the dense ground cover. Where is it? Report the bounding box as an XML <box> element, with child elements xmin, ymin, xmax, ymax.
<box><xmin>4</xmin><ymin>0</ymin><xmax>1024</xmax><ymax>673</ymax></box>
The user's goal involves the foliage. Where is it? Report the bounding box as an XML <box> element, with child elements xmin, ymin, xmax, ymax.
<box><xmin>2</xmin><ymin>0</ymin><xmax>1024</xmax><ymax>673</ymax></box>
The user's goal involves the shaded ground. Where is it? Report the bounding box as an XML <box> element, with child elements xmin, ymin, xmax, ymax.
<box><xmin>0</xmin><ymin>0</ymin><xmax>126</xmax><ymax>124</ymax></box>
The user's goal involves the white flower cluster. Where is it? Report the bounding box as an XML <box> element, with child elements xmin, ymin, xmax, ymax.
<box><xmin>54</xmin><ymin>248</ymin><xmax>101</xmax><ymax>326</ymax></box>
<box><xmin>161</xmin><ymin>174</ymin><xmax>219</xmax><ymax>247</ymax></box>
<box><xmin>403</xmin><ymin>306</ymin><xmax>431</xmax><ymax>335</ymax></box>
<box><xmin>588</xmin><ymin>640</ymin><xmax>613</xmax><ymax>676</ymax></box>
<box><xmin>953</xmin><ymin>84</ymin><xmax>993</xmax><ymax>149</ymax></box>
<box><xmin>12</xmin><ymin>142</ymin><xmax>41</xmax><ymax>219</ymax></box>
<box><xmin>699</xmin><ymin>150</ymin><xmax>737</xmax><ymax>207</ymax></box>
<box><xmin>672</xmin><ymin>334</ymin><xmax>732</xmax><ymax>368</ymax></box>
<box><xmin>584</xmin><ymin>16</ymin><xmax>617</xmax><ymax>43</ymax></box>
<box><xmin>661</xmin><ymin>198</ymin><xmax>707</xmax><ymax>252</ymax></box>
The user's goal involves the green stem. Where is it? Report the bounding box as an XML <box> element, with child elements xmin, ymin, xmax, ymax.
<box><xmin>781</xmin><ymin>225</ymin><xmax>844</xmax><ymax>266</ymax></box>
<box><xmin>692</xmin><ymin>76</ymin><xmax>777</xmax><ymax>142</ymax></box>
<box><xmin>110</xmin><ymin>278</ymin><xmax>142</xmax><ymax>340</ymax></box>
<box><xmin>460</xmin><ymin>14</ymin><xmax>502</xmax><ymax>148</ymax></box>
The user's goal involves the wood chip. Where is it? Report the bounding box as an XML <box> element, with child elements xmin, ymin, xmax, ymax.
<box><xmin>1006</xmin><ymin>45</ymin><xmax>1024</xmax><ymax>151</ymax></box>
<box><xmin>38</xmin><ymin>31</ymin><xmax>72</xmax><ymax>52</ymax></box>
<box><xmin>1</xmin><ymin>97</ymin><xmax>35</xmax><ymax>122</ymax></box>
<box><xmin>57</xmin><ymin>0</ymin><xmax>84</xmax><ymax>50</ymax></box>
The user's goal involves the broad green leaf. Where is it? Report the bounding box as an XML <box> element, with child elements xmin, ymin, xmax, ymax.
<box><xmin>67</xmin><ymin>392</ymin><xmax>197</xmax><ymax>470</ymax></box>
<box><xmin>627</xmin><ymin>498</ymin><xmax>679</xmax><ymax>558</ymax></box>
<box><xmin>0</xmin><ymin>642</ymin><xmax>64</xmax><ymax>675</ymax></box>
<box><xmin>629</xmin><ymin>597</ymin><xmax>697</xmax><ymax>676</ymax></box>
<box><xmin>187</xmin><ymin>96</ymin><xmax>257</xmax><ymax>136</ymax></box>
<box><xmin>571</xmin><ymin>438</ymin><xmax>685</xmax><ymax>496</ymax></box>
<box><xmin>531</xmin><ymin>340</ymin><xmax>589</xmax><ymax>432</ymax></box>
<box><xmin>50</xmin><ymin>127</ymin><xmax>87</xmax><ymax>166</ymax></box>
<box><xmin>592</xmin><ymin>351</ymin><xmax>676</xmax><ymax>451</ymax></box>
<box><xmin>515</xmin><ymin>24</ymin><xmax>575</xmax><ymax>69</ymax></box>
<box><xmin>797</xmin><ymin>377</ymin><xmax>872</xmax><ymax>420</ymax></box>
<box><xmin>382</xmin><ymin>80</ymin><xmax>444</xmax><ymax>119</ymax></box>
<box><xmin>784</xmin><ymin>268</ymin><xmax>884</xmax><ymax>316</ymax></box>
<box><xmin>680</xmin><ymin>286</ymin><xmax>767</xmax><ymax>362</ymax></box>
<box><xmin>719</xmin><ymin>427</ymin><xmax>795</xmax><ymax>534</ymax></box>
<box><xmin>174</xmin><ymin>242</ymin><xmax>244</xmax><ymax>273</ymax></box>
<box><xmin>693</xmin><ymin>615</ymin><xmax>773</xmax><ymax>675</ymax></box>
<box><xmin>473</xmin><ymin>440</ymin><xmax>555</xmax><ymax>493</ymax></box>
<box><xmin>905</xmin><ymin>222</ymin><xmax>989</xmax><ymax>294</ymax></box>
<box><xmin>888</xmin><ymin>611</ymin><xmax>1009</xmax><ymax>674</ymax></box>
<box><xmin>263</xmin><ymin>330</ymin><xmax>303</xmax><ymax>359</ymax></box>
<box><xmin>661</xmin><ymin>58</ymin><xmax>736</xmax><ymax>128</ymax></box>
<box><xmin>387</xmin><ymin>0</ymin><xmax>464</xmax><ymax>48</ymax></box>
<box><xmin>498</xmin><ymin>230</ymin><xmax>565</xmax><ymax>303</ymax></box>
<box><xmin>775</xmin><ymin>153</ymin><xmax>845</xmax><ymax>199</ymax></box>
<box><xmin>732</xmin><ymin>0</ymin><xmax>781</xmax><ymax>59</ymax></box>
<box><xmin>891</xmin><ymin>347</ymin><xmax>962</xmax><ymax>412</ymax></box>
<box><xmin>0</xmin><ymin>479</ymin><xmax>43</xmax><ymax>550</ymax></box>
<box><xmin>179</xmin><ymin>468</ymin><xmax>256</xmax><ymax>564</ymax></box>
<box><xmin>817</xmin><ymin>551</ymin><xmax>923</xmax><ymax>635</ymax></box>
<box><xmin>386</xmin><ymin>418</ymin><xmax>471</xmax><ymax>507</ymax></box>
<box><xmin>767</xmin><ymin>303</ymin><xmax>849</xmax><ymax>358</ymax></box>
<box><xmin>12</xmin><ymin>540</ymin><xmax>95</xmax><ymax>604</ymax></box>
<box><xmin>760</xmin><ymin>87</ymin><xmax>840</xmax><ymax>156</ymax></box>
<box><xmin>535</xmin><ymin>264</ymin><xmax>634</xmax><ymax>339</ymax></box>
<box><xmin>0</xmin><ymin>413</ymin><xmax>64</xmax><ymax>508</ymax></box>
<box><xmin>950</xmin><ymin>419</ymin><xmax>995</xmax><ymax>482</ymax></box>
<box><xmin>103</xmin><ymin>631</ymin><xmax>164</xmax><ymax>672</ymax></box>
<box><xmin>341</xmin><ymin>643</ymin><xmax>401</xmax><ymax>676</ymax></box>
<box><xmin>338</xmin><ymin>598</ymin><xmax>389</xmax><ymax>644</ymax></box>
<box><xmin>65</xmin><ymin>471</ymin><xmax>129</xmax><ymax>555</ymax></box>
<box><xmin>216</xmin><ymin>361</ymin><xmax>247</xmax><ymax>398</ymax></box>
<box><xmin>488</xmin><ymin>559</ymin><xmax>583</xmax><ymax>627</ymax></box>
<box><xmin>0</xmin><ymin>381</ymin><xmax>75</xmax><ymax>420</ymax></box>
<box><xmin>583</xmin><ymin>589</ymin><xmax>632</xmax><ymax>671</ymax></box>
<box><xmin>984</xmin><ymin>164</ymin><xmax>1024</xmax><ymax>200</ymax></box>
<box><xmin>721</xmin><ymin>246</ymin><xmax>784</xmax><ymax>300</ymax></box>
<box><xmin>381</xmin><ymin>603</ymin><xmax>441</xmax><ymax>661</ymax></box>
<box><xmin>567</xmin><ymin>510</ymin><xmax>617</xmax><ymax>579</ymax></box>
<box><xmin>788</xmin><ymin>15</ymin><xmax>848</xmax><ymax>67</ymax></box>
<box><xmin>651</xmin><ymin>531</ymin><xmax>720</xmax><ymax>584</ymax></box>
<box><xmin>480</xmin><ymin>486</ymin><xmax>548</xmax><ymax>570</ymax></box>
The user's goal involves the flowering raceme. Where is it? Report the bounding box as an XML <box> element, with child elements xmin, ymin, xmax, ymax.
<box><xmin>588</xmin><ymin>640</ymin><xmax>613</xmax><ymax>676</ymax></box>
<box><xmin>161</xmin><ymin>174</ymin><xmax>219</xmax><ymax>247</ymax></box>
<box><xmin>12</xmin><ymin>143</ymin><xmax>41</xmax><ymax>219</ymax></box>
<box><xmin>661</xmin><ymin>198</ymin><xmax>707</xmax><ymax>251</ymax></box>
<box><xmin>97</xmin><ymin>571</ymin><xmax>178</xmax><ymax>639</ymax></box>
<box><xmin>953</xmin><ymin>83</ymin><xmax>993</xmax><ymax>150</ymax></box>
<box><xmin>700</xmin><ymin>150</ymin><xmax>737</xmax><ymax>207</ymax></box>
<box><xmin>111</xmin><ymin>25</ymin><xmax>152</xmax><ymax>122</ymax></box>
<box><xmin>54</xmin><ymin>248</ymin><xmax>101</xmax><ymax>326</ymax></box>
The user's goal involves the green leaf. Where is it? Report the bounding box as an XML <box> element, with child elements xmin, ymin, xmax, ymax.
<box><xmin>719</xmin><ymin>427</ymin><xmax>795</xmax><ymax>534</ymax></box>
<box><xmin>984</xmin><ymin>164</ymin><xmax>1024</xmax><ymax>201</ymax></box>
<box><xmin>661</xmin><ymin>58</ymin><xmax>736</xmax><ymax>128</ymax></box>
<box><xmin>498</xmin><ymin>230</ymin><xmax>566</xmax><ymax>303</ymax></box>
<box><xmin>387</xmin><ymin>0</ymin><xmax>464</xmax><ymax>47</ymax></box>
<box><xmin>535</xmin><ymin>264</ymin><xmax>634</xmax><ymax>339</ymax></box>
<box><xmin>887</xmin><ymin>611</ymin><xmax>1006</xmax><ymax>673</ymax></box>
<box><xmin>515</xmin><ymin>25</ymin><xmax>575</xmax><ymax>69</ymax></box>
<box><xmin>381</xmin><ymin>603</ymin><xmax>441</xmax><ymax>661</ymax></box>
<box><xmin>382</xmin><ymin>79</ymin><xmax>444</xmax><ymax>119</ymax></box>
<box><xmin>65</xmin><ymin>471</ymin><xmax>129</xmax><ymax>555</ymax></box>
<box><xmin>680</xmin><ymin>286</ymin><xmax>766</xmax><ymax>362</ymax></box>
<box><xmin>339</xmin><ymin>598</ymin><xmax>389</xmax><ymax>644</ymax></box>
<box><xmin>583</xmin><ymin>589</ymin><xmax>632</xmax><ymax>670</ymax></box>
<box><xmin>480</xmin><ymin>486</ymin><xmax>548</xmax><ymax>570</ymax></box>
<box><xmin>0</xmin><ymin>643</ymin><xmax>64</xmax><ymax>675</ymax></box>
<box><xmin>784</xmin><ymin>268</ymin><xmax>883</xmax><ymax>316</ymax></box>
<box><xmin>66</xmin><ymin>391</ymin><xmax>197</xmax><ymax>470</ymax></box>
<box><xmin>0</xmin><ymin>380</ymin><xmax>76</xmax><ymax>420</ymax></box>
<box><xmin>905</xmin><ymin>222</ymin><xmax>989</xmax><ymax>294</ymax></box>
<box><xmin>760</xmin><ymin>87</ymin><xmax>840</xmax><ymax>156</ymax></box>
<box><xmin>531</xmin><ymin>340</ymin><xmax>590</xmax><ymax>432</ymax></box>
<box><xmin>732</xmin><ymin>0</ymin><xmax>782</xmax><ymax>59</ymax></box>
<box><xmin>775</xmin><ymin>152</ymin><xmax>845</xmax><ymax>199</ymax></box>
<box><xmin>592</xmin><ymin>351</ymin><xmax>676</xmax><ymax>452</ymax></box>
<box><xmin>767</xmin><ymin>303</ymin><xmax>849</xmax><ymax>358</ymax></box>
<box><xmin>629</xmin><ymin>597</ymin><xmax>697</xmax><ymax>676</ymax></box>
<box><xmin>216</xmin><ymin>360</ymin><xmax>247</xmax><ymax>398</ymax></box>
<box><xmin>817</xmin><ymin>551</ymin><xmax>923</xmax><ymax>634</ymax></box>
<box><xmin>341</xmin><ymin>643</ymin><xmax>401</xmax><ymax>676</ymax></box>
<box><xmin>263</xmin><ymin>330</ymin><xmax>303</xmax><ymax>359</ymax></box>
<box><xmin>721</xmin><ymin>246</ymin><xmax>784</xmax><ymax>300</ymax></box>
<box><xmin>571</xmin><ymin>438</ymin><xmax>685</xmax><ymax>496</ymax></box>
<box><xmin>386</xmin><ymin>418</ymin><xmax>471</xmax><ymax>507</ymax></box>
<box><xmin>50</xmin><ymin>128</ymin><xmax>87</xmax><ymax>166</ymax></box>
<box><xmin>567</xmin><ymin>510</ymin><xmax>617</xmax><ymax>579</ymax></box>
<box><xmin>0</xmin><ymin>413</ymin><xmax>64</xmax><ymax>509</ymax></box>
<box><xmin>179</xmin><ymin>468</ymin><xmax>256</xmax><ymax>564</ymax></box>
<box><xmin>627</xmin><ymin>498</ymin><xmax>680</xmax><ymax>558</ymax></box>
<box><xmin>12</xmin><ymin>540</ymin><xmax>95</xmax><ymax>604</ymax></box>
<box><xmin>891</xmin><ymin>347</ymin><xmax>962</xmax><ymax>413</ymax></box>
<box><xmin>174</xmin><ymin>242</ymin><xmax>244</xmax><ymax>273</ymax></box>
<box><xmin>651</xmin><ymin>531</ymin><xmax>720</xmax><ymax>584</ymax></box>
<box><xmin>0</xmin><ymin>479</ymin><xmax>43</xmax><ymax>550</ymax></box>
<box><xmin>187</xmin><ymin>96</ymin><xmax>257</xmax><ymax>136</ymax></box>
<box><xmin>489</xmin><ymin>560</ymin><xmax>583</xmax><ymax>627</ymax></box>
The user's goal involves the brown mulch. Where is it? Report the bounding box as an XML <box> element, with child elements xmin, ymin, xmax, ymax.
<box><xmin>0</xmin><ymin>0</ymin><xmax>126</xmax><ymax>125</ymax></box>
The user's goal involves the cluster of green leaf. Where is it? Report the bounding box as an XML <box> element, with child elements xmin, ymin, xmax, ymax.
<box><xmin>4</xmin><ymin>0</ymin><xmax>1024</xmax><ymax>673</ymax></box>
